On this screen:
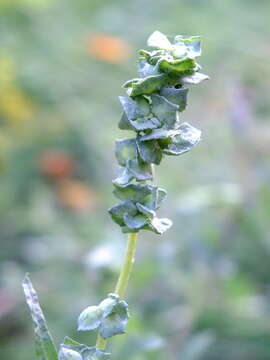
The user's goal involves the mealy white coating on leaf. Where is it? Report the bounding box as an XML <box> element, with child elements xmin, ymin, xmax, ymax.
<box><xmin>58</xmin><ymin>347</ymin><xmax>83</xmax><ymax>360</ymax></box>
<box><xmin>77</xmin><ymin>306</ymin><xmax>101</xmax><ymax>331</ymax></box>
<box><xmin>147</xmin><ymin>31</ymin><xmax>172</xmax><ymax>50</ymax></box>
<box><xmin>181</xmin><ymin>72</ymin><xmax>209</xmax><ymax>84</ymax></box>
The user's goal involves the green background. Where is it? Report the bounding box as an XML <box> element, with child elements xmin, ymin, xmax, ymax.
<box><xmin>1</xmin><ymin>0</ymin><xmax>270</xmax><ymax>359</ymax></box>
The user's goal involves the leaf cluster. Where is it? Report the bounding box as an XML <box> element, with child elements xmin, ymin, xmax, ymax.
<box><xmin>109</xmin><ymin>31</ymin><xmax>208</xmax><ymax>234</ymax></box>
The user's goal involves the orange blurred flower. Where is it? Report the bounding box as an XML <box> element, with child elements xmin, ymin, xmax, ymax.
<box><xmin>39</xmin><ymin>150</ymin><xmax>75</xmax><ymax>179</ymax></box>
<box><xmin>86</xmin><ymin>34</ymin><xmax>130</xmax><ymax>63</ymax></box>
<box><xmin>56</xmin><ymin>180</ymin><xmax>96</xmax><ymax>211</ymax></box>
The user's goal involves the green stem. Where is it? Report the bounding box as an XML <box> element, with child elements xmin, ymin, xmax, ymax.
<box><xmin>95</xmin><ymin>232</ymin><xmax>138</xmax><ymax>350</ymax></box>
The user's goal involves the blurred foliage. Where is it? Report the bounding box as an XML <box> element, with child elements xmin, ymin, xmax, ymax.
<box><xmin>1</xmin><ymin>0</ymin><xmax>270</xmax><ymax>359</ymax></box>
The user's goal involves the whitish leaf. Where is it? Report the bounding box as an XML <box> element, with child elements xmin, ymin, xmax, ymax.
<box><xmin>119</xmin><ymin>96</ymin><xmax>149</xmax><ymax>121</ymax></box>
<box><xmin>147</xmin><ymin>31</ymin><xmax>172</xmax><ymax>50</ymax></box>
<box><xmin>159</xmin><ymin>87</ymin><xmax>188</xmax><ymax>111</ymax></box>
<box><xmin>115</xmin><ymin>138</ymin><xmax>137</xmax><ymax>166</ymax></box>
<box><xmin>123</xmin><ymin>213</ymin><xmax>148</xmax><ymax>230</ymax></box>
<box><xmin>148</xmin><ymin>217</ymin><xmax>172</xmax><ymax>234</ymax></box>
<box><xmin>99</xmin><ymin>300</ymin><xmax>129</xmax><ymax>339</ymax></box>
<box><xmin>151</xmin><ymin>94</ymin><xmax>179</xmax><ymax>128</ymax></box>
<box><xmin>181</xmin><ymin>72</ymin><xmax>209</xmax><ymax>85</ymax></box>
<box><xmin>77</xmin><ymin>306</ymin><xmax>102</xmax><ymax>331</ymax></box>
<box><xmin>22</xmin><ymin>275</ymin><xmax>58</xmax><ymax>360</ymax></box>
<box><xmin>59</xmin><ymin>344</ymin><xmax>110</xmax><ymax>360</ymax></box>
<box><xmin>136</xmin><ymin>137</ymin><xmax>163</xmax><ymax>165</ymax></box>
<box><xmin>129</xmin><ymin>116</ymin><xmax>161</xmax><ymax>131</ymax></box>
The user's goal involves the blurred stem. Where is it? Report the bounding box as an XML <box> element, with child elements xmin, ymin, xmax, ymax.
<box><xmin>95</xmin><ymin>232</ymin><xmax>138</xmax><ymax>350</ymax></box>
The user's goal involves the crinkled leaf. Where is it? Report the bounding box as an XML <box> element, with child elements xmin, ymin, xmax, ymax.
<box><xmin>113</xmin><ymin>183</ymin><xmax>154</xmax><ymax>203</ymax></box>
<box><xmin>99</xmin><ymin>300</ymin><xmax>129</xmax><ymax>339</ymax></box>
<box><xmin>159</xmin><ymin>87</ymin><xmax>188</xmax><ymax>111</ymax></box>
<box><xmin>99</xmin><ymin>293</ymin><xmax>119</xmax><ymax>318</ymax></box>
<box><xmin>140</xmin><ymin>128</ymin><xmax>181</xmax><ymax>141</ymax></box>
<box><xmin>63</xmin><ymin>337</ymin><xmax>81</xmax><ymax>347</ymax></box>
<box><xmin>130</xmin><ymin>115</ymin><xmax>161</xmax><ymax>131</ymax></box>
<box><xmin>127</xmin><ymin>159</ymin><xmax>152</xmax><ymax>181</ymax></box>
<box><xmin>59</xmin><ymin>344</ymin><xmax>110</xmax><ymax>360</ymax></box>
<box><xmin>159</xmin><ymin>57</ymin><xmax>196</xmax><ymax>75</ymax></box>
<box><xmin>108</xmin><ymin>200</ymin><xmax>137</xmax><ymax>227</ymax></box>
<box><xmin>58</xmin><ymin>346</ymin><xmax>83</xmax><ymax>360</ymax></box>
<box><xmin>115</xmin><ymin>138</ymin><xmax>137</xmax><ymax>166</ymax></box>
<box><xmin>174</xmin><ymin>35</ymin><xmax>201</xmax><ymax>58</ymax></box>
<box><xmin>147</xmin><ymin>217</ymin><xmax>172</xmax><ymax>234</ymax></box>
<box><xmin>118</xmin><ymin>112</ymin><xmax>133</xmax><ymax>130</ymax></box>
<box><xmin>119</xmin><ymin>96</ymin><xmax>149</xmax><ymax>121</ymax></box>
<box><xmin>22</xmin><ymin>275</ymin><xmax>58</xmax><ymax>360</ymax></box>
<box><xmin>143</xmin><ymin>186</ymin><xmax>167</xmax><ymax>210</ymax></box>
<box><xmin>136</xmin><ymin>137</ymin><xmax>163</xmax><ymax>165</ymax></box>
<box><xmin>151</xmin><ymin>94</ymin><xmax>178</xmax><ymax>128</ymax></box>
<box><xmin>123</xmin><ymin>212</ymin><xmax>148</xmax><ymax>230</ymax></box>
<box><xmin>147</xmin><ymin>31</ymin><xmax>172</xmax><ymax>50</ymax></box>
<box><xmin>181</xmin><ymin>72</ymin><xmax>209</xmax><ymax>85</ymax></box>
<box><xmin>113</xmin><ymin>167</ymin><xmax>133</xmax><ymax>187</ymax></box>
<box><xmin>77</xmin><ymin>306</ymin><xmax>102</xmax><ymax>331</ymax></box>
<box><xmin>163</xmin><ymin>122</ymin><xmax>201</xmax><ymax>156</ymax></box>
<box><xmin>123</xmin><ymin>74</ymin><xmax>167</xmax><ymax>97</ymax></box>
<box><xmin>138</xmin><ymin>60</ymin><xmax>159</xmax><ymax>78</ymax></box>
<box><xmin>136</xmin><ymin>203</ymin><xmax>155</xmax><ymax>219</ymax></box>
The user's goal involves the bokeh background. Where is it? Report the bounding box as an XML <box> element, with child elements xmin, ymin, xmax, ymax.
<box><xmin>1</xmin><ymin>0</ymin><xmax>270</xmax><ymax>359</ymax></box>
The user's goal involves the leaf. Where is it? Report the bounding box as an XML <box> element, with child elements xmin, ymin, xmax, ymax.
<box><xmin>140</xmin><ymin>128</ymin><xmax>181</xmax><ymax>141</ymax></box>
<box><xmin>58</xmin><ymin>346</ymin><xmax>83</xmax><ymax>360</ymax></box>
<box><xmin>136</xmin><ymin>137</ymin><xmax>163</xmax><ymax>165</ymax></box>
<box><xmin>115</xmin><ymin>138</ymin><xmax>137</xmax><ymax>166</ymax></box>
<box><xmin>136</xmin><ymin>203</ymin><xmax>155</xmax><ymax>219</ymax></box>
<box><xmin>99</xmin><ymin>294</ymin><xmax>119</xmax><ymax>317</ymax></box>
<box><xmin>119</xmin><ymin>96</ymin><xmax>149</xmax><ymax>121</ymax></box>
<box><xmin>63</xmin><ymin>337</ymin><xmax>81</xmax><ymax>346</ymax></box>
<box><xmin>159</xmin><ymin>57</ymin><xmax>196</xmax><ymax>75</ymax></box>
<box><xmin>147</xmin><ymin>31</ymin><xmax>172</xmax><ymax>50</ymax></box>
<box><xmin>118</xmin><ymin>112</ymin><xmax>133</xmax><ymax>130</ymax></box>
<box><xmin>159</xmin><ymin>87</ymin><xmax>188</xmax><ymax>111</ymax></box>
<box><xmin>147</xmin><ymin>217</ymin><xmax>172</xmax><ymax>234</ymax></box>
<box><xmin>108</xmin><ymin>200</ymin><xmax>138</xmax><ymax>227</ymax></box>
<box><xmin>113</xmin><ymin>183</ymin><xmax>154</xmax><ymax>203</ymax></box>
<box><xmin>113</xmin><ymin>167</ymin><xmax>133</xmax><ymax>187</ymax></box>
<box><xmin>143</xmin><ymin>186</ymin><xmax>167</xmax><ymax>210</ymax></box>
<box><xmin>123</xmin><ymin>74</ymin><xmax>167</xmax><ymax>97</ymax></box>
<box><xmin>99</xmin><ymin>300</ymin><xmax>129</xmax><ymax>339</ymax></box>
<box><xmin>174</xmin><ymin>35</ymin><xmax>201</xmax><ymax>58</ymax></box>
<box><xmin>59</xmin><ymin>344</ymin><xmax>110</xmax><ymax>360</ymax></box>
<box><xmin>22</xmin><ymin>275</ymin><xmax>58</xmax><ymax>360</ymax></box>
<box><xmin>129</xmin><ymin>116</ymin><xmax>161</xmax><ymax>131</ymax></box>
<box><xmin>123</xmin><ymin>212</ymin><xmax>148</xmax><ymax>230</ymax></box>
<box><xmin>77</xmin><ymin>306</ymin><xmax>102</xmax><ymax>331</ymax></box>
<box><xmin>162</xmin><ymin>122</ymin><xmax>201</xmax><ymax>156</ymax></box>
<box><xmin>181</xmin><ymin>72</ymin><xmax>209</xmax><ymax>85</ymax></box>
<box><xmin>127</xmin><ymin>159</ymin><xmax>152</xmax><ymax>181</ymax></box>
<box><xmin>138</xmin><ymin>60</ymin><xmax>159</xmax><ymax>78</ymax></box>
<box><xmin>151</xmin><ymin>94</ymin><xmax>178</xmax><ymax>128</ymax></box>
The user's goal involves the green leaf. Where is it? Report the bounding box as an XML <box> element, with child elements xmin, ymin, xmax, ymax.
<box><xmin>119</xmin><ymin>96</ymin><xmax>149</xmax><ymax>121</ymax></box>
<box><xmin>147</xmin><ymin>31</ymin><xmax>172</xmax><ymax>50</ymax></box>
<box><xmin>140</xmin><ymin>128</ymin><xmax>181</xmax><ymax>141</ymax></box>
<box><xmin>108</xmin><ymin>200</ymin><xmax>137</xmax><ymax>227</ymax></box>
<box><xmin>115</xmin><ymin>138</ymin><xmax>137</xmax><ymax>166</ymax></box>
<box><xmin>77</xmin><ymin>306</ymin><xmax>102</xmax><ymax>331</ymax></box>
<box><xmin>63</xmin><ymin>337</ymin><xmax>81</xmax><ymax>347</ymax></box>
<box><xmin>138</xmin><ymin>60</ymin><xmax>159</xmax><ymax>78</ymax></box>
<box><xmin>143</xmin><ymin>186</ymin><xmax>167</xmax><ymax>210</ymax></box>
<box><xmin>162</xmin><ymin>122</ymin><xmax>201</xmax><ymax>156</ymax></box>
<box><xmin>123</xmin><ymin>74</ymin><xmax>167</xmax><ymax>97</ymax></box>
<box><xmin>123</xmin><ymin>212</ymin><xmax>148</xmax><ymax>230</ymax></box>
<box><xmin>118</xmin><ymin>112</ymin><xmax>133</xmax><ymax>130</ymax></box>
<box><xmin>113</xmin><ymin>167</ymin><xmax>133</xmax><ymax>187</ymax></box>
<box><xmin>136</xmin><ymin>137</ymin><xmax>163</xmax><ymax>165</ymax></box>
<box><xmin>151</xmin><ymin>94</ymin><xmax>178</xmax><ymax>129</ymax></box>
<box><xmin>130</xmin><ymin>116</ymin><xmax>161</xmax><ymax>131</ymax></box>
<box><xmin>127</xmin><ymin>159</ymin><xmax>152</xmax><ymax>181</ymax></box>
<box><xmin>136</xmin><ymin>203</ymin><xmax>155</xmax><ymax>219</ymax></box>
<box><xmin>22</xmin><ymin>275</ymin><xmax>58</xmax><ymax>360</ymax></box>
<box><xmin>159</xmin><ymin>87</ymin><xmax>188</xmax><ymax>111</ymax></box>
<box><xmin>159</xmin><ymin>57</ymin><xmax>196</xmax><ymax>75</ymax></box>
<box><xmin>59</xmin><ymin>344</ymin><xmax>110</xmax><ymax>360</ymax></box>
<box><xmin>99</xmin><ymin>300</ymin><xmax>129</xmax><ymax>339</ymax></box>
<box><xmin>99</xmin><ymin>294</ymin><xmax>119</xmax><ymax>317</ymax></box>
<box><xmin>181</xmin><ymin>72</ymin><xmax>209</xmax><ymax>85</ymax></box>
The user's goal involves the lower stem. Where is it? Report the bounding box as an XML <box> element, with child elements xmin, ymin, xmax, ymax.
<box><xmin>95</xmin><ymin>232</ymin><xmax>138</xmax><ymax>350</ymax></box>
